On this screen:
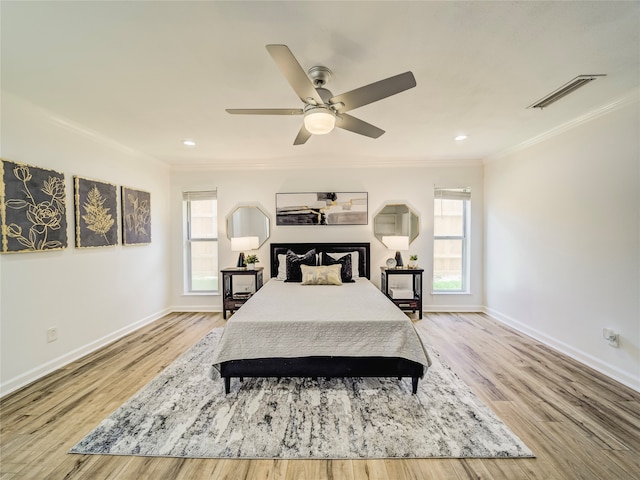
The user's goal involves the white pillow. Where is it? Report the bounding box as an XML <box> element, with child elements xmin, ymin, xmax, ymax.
<box><xmin>276</xmin><ymin>254</ymin><xmax>287</xmax><ymax>280</ymax></box>
<box><xmin>327</xmin><ymin>251</ymin><xmax>360</xmax><ymax>279</ymax></box>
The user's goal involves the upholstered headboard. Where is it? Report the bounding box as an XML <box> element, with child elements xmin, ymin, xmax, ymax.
<box><xmin>270</xmin><ymin>242</ymin><xmax>371</xmax><ymax>279</ymax></box>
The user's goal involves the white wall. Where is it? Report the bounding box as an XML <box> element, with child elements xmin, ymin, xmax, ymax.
<box><xmin>170</xmin><ymin>165</ymin><xmax>484</xmax><ymax>312</ymax></box>
<box><xmin>484</xmin><ymin>100</ymin><xmax>640</xmax><ymax>391</ymax></box>
<box><xmin>0</xmin><ymin>93</ymin><xmax>172</xmax><ymax>395</ymax></box>
<box><xmin>4</xmin><ymin>89</ymin><xmax>636</xmax><ymax>397</ymax></box>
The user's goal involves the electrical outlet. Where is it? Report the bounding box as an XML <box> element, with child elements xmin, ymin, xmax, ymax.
<box><xmin>47</xmin><ymin>327</ymin><xmax>58</xmax><ymax>343</ymax></box>
<box><xmin>602</xmin><ymin>328</ymin><xmax>619</xmax><ymax>348</ymax></box>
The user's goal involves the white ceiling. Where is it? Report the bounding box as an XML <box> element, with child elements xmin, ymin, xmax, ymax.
<box><xmin>2</xmin><ymin>1</ymin><xmax>639</xmax><ymax>169</ymax></box>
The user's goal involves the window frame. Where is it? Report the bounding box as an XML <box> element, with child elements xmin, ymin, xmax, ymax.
<box><xmin>183</xmin><ymin>191</ymin><xmax>218</xmax><ymax>294</ymax></box>
<box><xmin>432</xmin><ymin>188</ymin><xmax>471</xmax><ymax>294</ymax></box>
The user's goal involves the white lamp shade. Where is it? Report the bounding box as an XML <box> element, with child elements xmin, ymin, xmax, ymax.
<box><xmin>382</xmin><ymin>235</ymin><xmax>409</xmax><ymax>251</ymax></box>
<box><xmin>248</xmin><ymin>236</ymin><xmax>259</xmax><ymax>249</ymax></box>
<box><xmin>303</xmin><ymin>107</ymin><xmax>336</xmax><ymax>135</ymax></box>
<box><xmin>231</xmin><ymin>236</ymin><xmax>258</xmax><ymax>252</ymax></box>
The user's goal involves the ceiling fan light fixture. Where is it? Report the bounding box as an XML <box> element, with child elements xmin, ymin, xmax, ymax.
<box><xmin>303</xmin><ymin>107</ymin><xmax>336</xmax><ymax>135</ymax></box>
<box><xmin>227</xmin><ymin>45</ymin><xmax>417</xmax><ymax>144</ymax></box>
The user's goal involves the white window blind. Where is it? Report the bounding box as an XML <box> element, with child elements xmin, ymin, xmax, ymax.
<box><xmin>433</xmin><ymin>187</ymin><xmax>471</xmax><ymax>293</ymax></box>
<box><xmin>435</xmin><ymin>187</ymin><xmax>471</xmax><ymax>201</ymax></box>
<box><xmin>184</xmin><ymin>190</ymin><xmax>218</xmax><ymax>293</ymax></box>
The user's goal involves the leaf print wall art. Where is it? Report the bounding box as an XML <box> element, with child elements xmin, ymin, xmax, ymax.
<box><xmin>0</xmin><ymin>159</ymin><xmax>68</xmax><ymax>253</ymax></box>
<box><xmin>74</xmin><ymin>176</ymin><xmax>118</xmax><ymax>248</ymax></box>
<box><xmin>121</xmin><ymin>186</ymin><xmax>151</xmax><ymax>245</ymax></box>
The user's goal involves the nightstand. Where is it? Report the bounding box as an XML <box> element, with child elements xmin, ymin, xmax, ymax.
<box><xmin>380</xmin><ymin>267</ymin><xmax>423</xmax><ymax>319</ymax></box>
<box><xmin>221</xmin><ymin>267</ymin><xmax>264</xmax><ymax>319</ymax></box>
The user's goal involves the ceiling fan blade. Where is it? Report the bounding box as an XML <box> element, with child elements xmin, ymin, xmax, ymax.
<box><xmin>330</xmin><ymin>71</ymin><xmax>416</xmax><ymax>113</ymax></box>
<box><xmin>293</xmin><ymin>125</ymin><xmax>312</xmax><ymax>145</ymax></box>
<box><xmin>335</xmin><ymin>114</ymin><xmax>385</xmax><ymax>139</ymax></box>
<box><xmin>226</xmin><ymin>108</ymin><xmax>303</xmax><ymax>115</ymax></box>
<box><xmin>266</xmin><ymin>44</ymin><xmax>324</xmax><ymax>106</ymax></box>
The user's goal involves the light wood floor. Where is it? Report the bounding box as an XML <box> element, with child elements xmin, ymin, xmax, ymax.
<box><xmin>1</xmin><ymin>311</ymin><xmax>638</xmax><ymax>479</ymax></box>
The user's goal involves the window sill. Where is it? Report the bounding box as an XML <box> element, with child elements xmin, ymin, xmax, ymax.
<box><xmin>182</xmin><ymin>292</ymin><xmax>220</xmax><ymax>297</ymax></box>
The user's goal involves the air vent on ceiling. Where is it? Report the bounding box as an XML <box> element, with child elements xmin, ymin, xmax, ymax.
<box><xmin>528</xmin><ymin>74</ymin><xmax>606</xmax><ymax>109</ymax></box>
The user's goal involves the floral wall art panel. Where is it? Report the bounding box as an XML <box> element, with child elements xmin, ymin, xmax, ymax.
<box><xmin>0</xmin><ymin>159</ymin><xmax>68</xmax><ymax>253</ymax></box>
<box><xmin>74</xmin><ymin>176</ymin><xmax>118</xmax><ymax>248</ymax></box>
<box><xmin>121</xmin><ymin>186</ymin><xmax>151</xmax><ymax>245</ymax></box>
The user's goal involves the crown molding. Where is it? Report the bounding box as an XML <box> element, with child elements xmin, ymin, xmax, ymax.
<box><xmin>171</xmin><ymin>156</ymin><xmax>484</xmax><ymax>172</ymax></box>
<box><xmin>3</xmin><ymin>91</ymin><xmax>168</xmax><ymax>167</ymax></box>
<box><xmin>484</xmin><ymin>87</ymin><xmax>640</xmax><ymax>164</ymax></box>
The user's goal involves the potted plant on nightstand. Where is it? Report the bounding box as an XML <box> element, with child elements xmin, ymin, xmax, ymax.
<box><xmin>245</xmin><ymin>254</ymin><xmax>259</xmax><ymax>270</ymax></box>
<box><xmin>408</xmin><ymin>254</ymin><xmax>418</xmax><ymax>269</ymax></box>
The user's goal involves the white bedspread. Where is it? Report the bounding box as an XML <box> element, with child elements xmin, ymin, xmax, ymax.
<box><xmin>211</xmin><ymin>278</ymin><xmax>431</xmax><ymax>368</ymax></box>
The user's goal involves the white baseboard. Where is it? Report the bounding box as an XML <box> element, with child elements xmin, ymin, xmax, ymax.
<box><xmin>170</xmin><ymin>306</ymin><xmax>219</xmax><ymax>313</ymax></box>
<box><xmin>484</xmin><ymin>307</ymin><xmax>640</xmax><ymax>393</ymax></box>
<box><xmin>0</xmin><ymin>308</ymin><xmax>171</xmax><ymax>398</ymax></box>
<box><xmin>423</xmin><ymin>305</ymin><xmax>484</xmax><ymax>313</ymax></box>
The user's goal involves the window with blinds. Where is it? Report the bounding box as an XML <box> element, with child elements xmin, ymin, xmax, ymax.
<box><xmin>433</xmin><ymin>188</ymin><xmax>471</xmax><ymax>292</ymax></box>
<box><xmin>183</xmin><ymin>191</ymin><xmax>218</xmax><ymax>293</ymax></box>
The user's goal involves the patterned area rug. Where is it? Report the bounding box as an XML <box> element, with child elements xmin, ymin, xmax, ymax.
<box><xmin>70</xmin><ymin>328</ymin><xmax>534</xmax><ymax>459</ymax></box>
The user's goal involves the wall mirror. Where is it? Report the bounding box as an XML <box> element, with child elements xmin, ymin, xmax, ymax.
<box><xmin>226</xmin><ymin>206</ymin><xmax>270</xmax><ymax>247</ymax></box>
<box><xmin>373</xmin><ymin>204</ymin><xmax>419</xmax><ymax>245</ymax></box>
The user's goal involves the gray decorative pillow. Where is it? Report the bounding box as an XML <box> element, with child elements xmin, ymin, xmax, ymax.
<box><xmin>285</xmin><ymin>249</ymin><xmax>316</xmax><ymax>282</ymax></box>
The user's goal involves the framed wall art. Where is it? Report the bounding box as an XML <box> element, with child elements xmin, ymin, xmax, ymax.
<box><xmin>0</xmin><ymin>159</ymin><xmax>68</xmax><ymax>253</ymax></box>
<box><xmin>276</xmin><ymin>192</ymin><xmax>368</xmax><ymax>226</ymax></box>
<box><xmin>121</xmin><ymin>186</ymin><xmax>151</xmax><ymax>245</ymax></box>
<box><xmin>74</xmin><ymin>176</ymin><xmax>118</xmax><ymax>248</ymax></box>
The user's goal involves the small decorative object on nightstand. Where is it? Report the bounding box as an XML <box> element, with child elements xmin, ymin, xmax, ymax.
<box><xmin>244</xmin><ymin>254</ymin><xmax>259</xmax><ymax>270</ymax></box>
<box><xmin>380</xmin><ymin>266</ymin><xmax>423</xmax><ymax>319</ymax></box>
<box><xmin>221</xmin><ymin>267</ymin><xmax>263</xmax><ymax>319</ymax></box>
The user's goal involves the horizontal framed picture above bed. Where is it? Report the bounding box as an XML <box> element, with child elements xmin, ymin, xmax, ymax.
<box><xmin>276</xmin><ymin>192</ymin><xmax>368</xmax><ymax>226</ymax></box>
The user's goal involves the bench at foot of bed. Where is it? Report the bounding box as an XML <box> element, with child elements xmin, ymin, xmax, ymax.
<box><xmin>219</xmin><ymin>356</ymin><xmax>424</xmax><ymax>395</ymax></box>
<box><xmin>222</xmin><ymin>375</ymin><xmax>420</xmax><ymax>394</ymax></box>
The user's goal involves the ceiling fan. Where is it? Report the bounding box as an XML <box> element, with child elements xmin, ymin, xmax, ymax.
<box><xmin>226</xmin><ymin>44</ymin><xmax>417</xmax><ymax>145</ymax></box>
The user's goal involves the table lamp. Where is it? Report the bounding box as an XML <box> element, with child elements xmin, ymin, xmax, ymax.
<box><xmin>382</xmin><ymin>235</ymin><xmax>409</xmax><ymax>268</ymax></box>
<box><xmin>231</xmin><ymin>236</ymin><xmax>259</xmax><ymax>267</ymax></box>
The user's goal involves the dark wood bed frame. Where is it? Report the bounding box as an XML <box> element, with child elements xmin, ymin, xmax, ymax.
<box><xmin>219</xmin><ymin>242</ymin><xmax>425</xmax><ymax>394</ymax></box>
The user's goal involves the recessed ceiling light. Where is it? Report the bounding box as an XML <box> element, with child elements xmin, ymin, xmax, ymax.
<box><xmin>454</xmin><ymin>135</ymin><xmax>468</xmax><ymax>142</ymax></box>
<box><xmin>183</xmin><ymin>139</ymin><xmax>196</xmax><ymax>147</ymax></box>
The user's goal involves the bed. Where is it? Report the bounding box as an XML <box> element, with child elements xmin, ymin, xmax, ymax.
<box><xmin>212</xmin><ymin>242</ymin><xmax>431</xmax><ymax>394</ymax></box>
